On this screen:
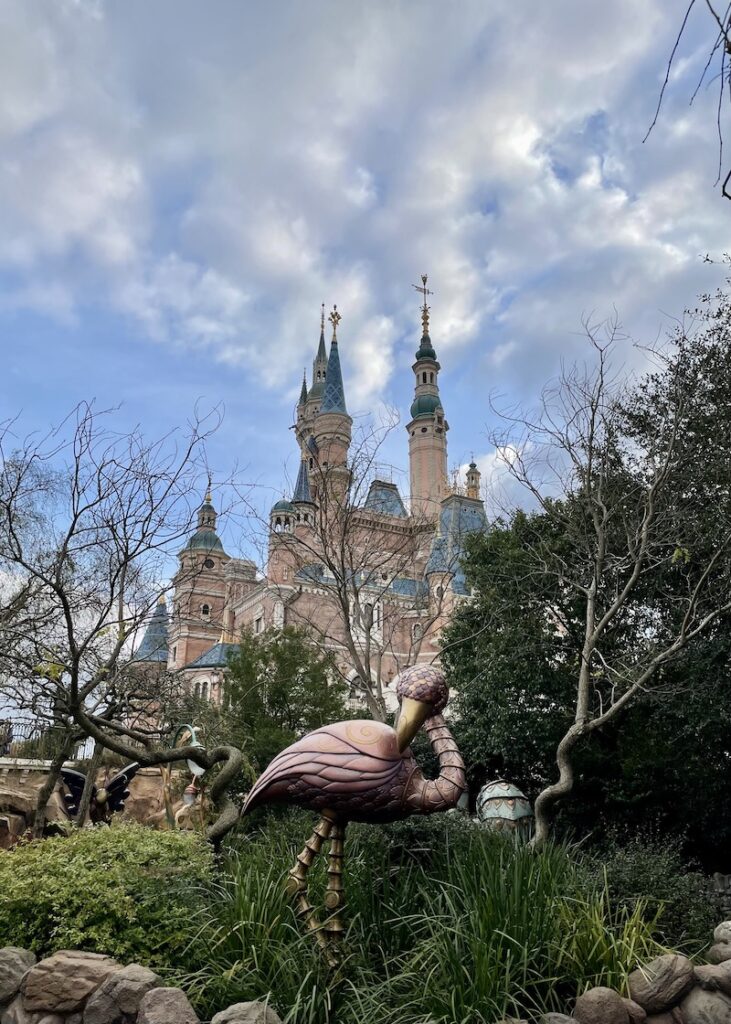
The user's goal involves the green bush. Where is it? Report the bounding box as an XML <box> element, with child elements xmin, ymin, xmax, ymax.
<box><xmin>0</xmin><ymin>823</ymin><xmax>213</xmax><ymax>967</ymax></box>
<box><xmin>583</xmin><ymin>831</ymin><xmax>719</xmax><ymax>951</ymax></box>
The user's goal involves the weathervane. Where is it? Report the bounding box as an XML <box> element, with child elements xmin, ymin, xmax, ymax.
<box><xmin>320</xmin><ymin>302</ymin><xmax>325</xmax><ymax>333</ymax></box>
<box><xmin>412</xmin><ymin>273</ymin><xmax>433</xmax><ymax>336</ymax></box>
<box><xmin>328</xmin><ymin>304</ymin><xmax>341</xmax><ymax>340</ymax></box>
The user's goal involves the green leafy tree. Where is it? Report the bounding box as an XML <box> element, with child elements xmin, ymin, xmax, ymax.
<box><xmin>214</xmin><ymin>626</ymin><xmax>350</xmax><ymax>772</ymax></box>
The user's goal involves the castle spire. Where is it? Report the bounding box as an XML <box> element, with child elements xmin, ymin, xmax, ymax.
<box><xmin>309</xmin><ymin>303</ymin><xmax>329</xmax><ymax>401</ymax></box>
<box><xmin>292</xmin><ymin>457</ymin><xmax>313</xmax><ymax>504</ymax></box>
<box><xmin>298</xmin><ymin>368</ymin><xmax>308</xmax><ymax>407</ymax></box>
<box><xmin>321</xmin><ymin>305</ymin><xmax>347</xmax><ymax>413</ymax></box>
<box><xmin>412</xmin><ymin>273</ymin><xmax>437</xmax><ymax>361</ymax></box>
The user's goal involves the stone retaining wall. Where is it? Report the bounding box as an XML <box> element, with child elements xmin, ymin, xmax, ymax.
<box><xmin>0</xmin><ymin>949</ymin><xmax>281</xmax><ymax>1024</ymax></box>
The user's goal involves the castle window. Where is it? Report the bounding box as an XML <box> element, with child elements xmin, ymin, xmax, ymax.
<box><xmin>193</xmin><ymin>681</ymin><xmax>200</xmax><ymax>699</ymax></box>
<box><xmin>430</xmin><ymin>372</ymin><xmax>434</xmax><ymax>383</ymax></box>
<box><xmin>309</xmin><ymin>458</ymin><xmax>314</xmax><ymax>469</ymax></box>
<box><xmin>200</xmin><ymin>681</ymin><xmax>209</xmax><ymax>701</ymax></box>
<box><xmin>172</xmin><ymin>646</ymin><xmax>177</xmax><ymax>661</ymax></box>
<box><xmin>421</xmin><ymin>427</ymin><xmax>428</xmax><ymax>433</ymax></box>
<box><xmin>201</xmin><ymin>603</ymin><xmax>210</xmax><ymax>618</ymax></box>
<box><xmin>413</xmin><ymin>623</ymin><xmax>423</xmax><ymax>642</ymax></box>
<box><xmin>422</xmin><ymin>372</ymin><xmax>427</xmax><ymax>384</ymax></box>
<box><xmin>255</xmin><ymin>616</ymin><xmax>263</xmax><ymax>634</ymax></box>
<box><xmin>204</xmin><ymin>558</ymin><xmax>214</xmax><ymax>569</ymax></box>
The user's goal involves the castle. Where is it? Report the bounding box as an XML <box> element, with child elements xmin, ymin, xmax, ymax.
<box><xmin>133</xmin><ymin>280</ymin><xmax>487</xmax><ymax>712</ymax></box>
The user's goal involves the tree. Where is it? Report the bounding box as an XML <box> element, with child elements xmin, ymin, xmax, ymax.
<box><xmin>185</xmin><ymin>626</ymin><xmax>350</xmax><ymax>774</ymax></box>
<box><xmin>651</xmin><ymin>3</ymin><xmax>731</xmax><ymax>197</ymax></box>
<box><xmin>468</xmin><ymin>305</ymin><xmax>731</xmax><ymax>846</ymax></box>
<box><xmin>0</xmin><ymin>403</ymin><xmax>247</xmax><ymax>844</ymax></box>
<box><xmin>256</xmin><ymin>415</ymin><xmax>456</xmax><ymax>723</ymax></box>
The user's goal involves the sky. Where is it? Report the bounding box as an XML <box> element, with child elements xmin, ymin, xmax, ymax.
<box><xmin>0</xmin><ymin>0</ymin><xmax>729</xmax><ymax>553</ymax></box>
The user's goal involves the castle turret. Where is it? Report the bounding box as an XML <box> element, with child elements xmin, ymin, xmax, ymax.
<box><xmin>466</xmin><ymin>460</ymin><xmax>481</xmax><ymax>499</ymax></box>
<box><xmin>131</xmin><ymin>595</ymin><xmax>169</xmax><ymax>665</ymax></box>
<box><xmin>407</xmin><ymin>275</ymin><xmax>449</xmax><ymax>520</ymax></box>
<box><xmin>306</xmin><ymin>304</ymin><xmax>329</xmax><ymax>417</ymax></box>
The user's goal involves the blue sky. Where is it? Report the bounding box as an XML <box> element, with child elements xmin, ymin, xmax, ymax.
<box><xmin>0</xmin><ymin>0</ymin><xmax>728</xmax><ymax>555</ymax></box>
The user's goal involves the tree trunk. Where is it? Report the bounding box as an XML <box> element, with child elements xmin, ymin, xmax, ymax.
<box><xmin>33</xmin><ymin>730</ymin><xmax>79</xmax><ymax>838</ymax></box>
<box><xmin>531</xmin><ymin>723</ymin><xmax>584</xmax><ymax>847</ymax></box>
<box><xmin>74</xmin><ymin>741</ymin><xmax>104</xmax><ymax>826</ymax></box>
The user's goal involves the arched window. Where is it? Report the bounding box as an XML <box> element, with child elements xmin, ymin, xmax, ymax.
<box><xmin>201</xmin><ymin>603</ymin><xmax>210</xmax><ymax>618</ymax></box>
<box><xmin>193</xmin><ymin>681</ymin><xmax>200</xmax><ymax>699</ymax></box>
<box><xmin>422</xmin><ymin>371</ymin><xmax>427</xmax><ymax>383</ymax></box>
<box><xmin>200</xmin><ymin>680</ymin><xmax>209</xmax><ymax>701</ymax></box>
<box><xmin>430</xmin><ymin>372</ymin><xmax>434</xmax><ymax>383</ymax></box>
<box><xmin>413</xmin><ymin>622</ymin><xmax>423</xmax><ymax>642</ymax></box>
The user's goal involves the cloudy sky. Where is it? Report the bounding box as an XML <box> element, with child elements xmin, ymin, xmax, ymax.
<box><xmin>0</xmin><ymin>0</ymin><xmax>728</xmax><ymax>545</ymax></box>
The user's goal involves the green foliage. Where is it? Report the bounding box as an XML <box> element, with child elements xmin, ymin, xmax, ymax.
<box><xmin>180</xmin><ymin>811</ymin><xmax>666</xmax><ymax>1024</ymax></box>
<box><xmin>0</xmin><ymin>823</ymin><xmax>212</xmax><ymax>965</ymax></box>
<box><xmin>176</xmin><ymin>627</ymin><xmax>350</xmax><ymax>775</ymax></box>
<box><xmin>582</xmin><ymin>831</ymin><xmax>719</xmax><ymax>952</ymax></box>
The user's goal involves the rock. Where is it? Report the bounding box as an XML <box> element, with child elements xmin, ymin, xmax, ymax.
<box><xmin>646</xmin><ymin>1013</ymin><xmax>685</xmax><ymax>1024</ymax></box>
<box><xmin>0</xmin><ymin>995</ymin><xmax>33</xmax><ymax>1024</ymax></box>
<box><xmin>715</xmin><ymin>925</ymin><xmax>731</xmax><ymax>946</ymax></box>
<box><xmin>23</xmin><ymin>951</ymin><xmax>121</xmax><ymax>1014</ymax></box>
<box><xmin>211</xmin><ymin>1003</ymin><xmax>283</xmax><ymax>1024</ymax></box>
<box><xmin>573</xmin><ymin>986</ymin><xmax>629</xmax><ymax>1024</ymax></box>
<box><xmin>137</xmin><ymin>988</ymin><xmax>198</xmax><ymax>1024</ymax></box>
<box><xmin>708</xmin><ymin>947</ymin><xmax>731</xmax><ymax>966</ymax></box>
<box><xmin>696</xmin><ymin>963</ymin><xmax>731</xmax><ymax>997</ymax></box>
<box><xmin>538</xmin><ymin>1015</ymin><xmax>574</xmax><ymax>1024</ymax></box>
<box><xmin>681</xmin><ymin>988</ymin><xmax>731</xmax><ymax>1024</ymax></box>
<box><xmin>629</xmin><ymin>955</ymin><xmax>695</xmax><ymax>1014</ymax></box>
<box><xmin>624</xmin><ymin>998</ymin><xmax>649</xmax><ymax>1024</ymax></box>
<box><xmin>35</xmin><ymin>1017</ymin><xmax>65</xmax><ymax>1024</ymax></box>
<box><xmin>83</xmin><ymin>964</ymin><xmax>160</xmax><ymax>1024</ymax></box>
<box><xmin>0</xmin><ymin>949</ymin><xmax>36</xmax><ymax>1005</ymax></box>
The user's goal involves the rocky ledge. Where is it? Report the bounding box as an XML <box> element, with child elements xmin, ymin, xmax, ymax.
<box><xmin>0</xmin><ymin>948</ymin><xmax>281</xmax><ymax>1024</ymax></box>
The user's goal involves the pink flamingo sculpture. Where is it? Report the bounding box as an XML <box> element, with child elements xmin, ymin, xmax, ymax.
<box><xmin>242</xmin><ymin>665</ymin><xmax>465</xmax><ymax>960</ymax></box>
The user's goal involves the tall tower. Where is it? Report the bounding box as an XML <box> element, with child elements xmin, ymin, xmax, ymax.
<box><xmin>312</xmin><ymin>305</ymin><xmax>352</xmax><ymax>503</ymax></box>
<box><xmin>407</xmin><ymin>275</ymin><xmax>449</xmax><ymax>520</ymax></box>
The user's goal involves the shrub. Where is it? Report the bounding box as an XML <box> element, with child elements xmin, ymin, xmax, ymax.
<box><xmin>583</xmin><ymin>831</ymin><xmax>719</xmax><ymax>951</ymax></box>
<box><xmin>0</xmin><ymin>823</ymin><xmax>213</xmax><ymax>967</ymax></box>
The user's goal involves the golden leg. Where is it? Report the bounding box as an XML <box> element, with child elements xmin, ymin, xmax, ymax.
<box><xmin>323</xmin><ymin>822</ymin><xmax>346</xmax><ymax>962</ymax></box>
<box><xmin>286</xmin><ymin>813</ymin><xmax>335</xmax><ymax>950</ymax></box>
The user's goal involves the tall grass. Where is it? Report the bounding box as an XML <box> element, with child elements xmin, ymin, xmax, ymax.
<box><xmin>180</xmin><ymin>814</ymin><xmax>666</xmax><ymax>1024</ymax></box>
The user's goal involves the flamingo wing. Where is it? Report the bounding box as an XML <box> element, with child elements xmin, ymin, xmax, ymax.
<box><xmin>243</xmin><ymin>719</ymin><xmax>412</xmax><ymax>820</ymax></box>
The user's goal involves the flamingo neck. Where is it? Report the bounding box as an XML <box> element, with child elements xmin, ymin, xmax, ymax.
<box><xmin>406</xmin><ymin>712</ymin><xmax>466</xmax><ymax>814</ymax></box>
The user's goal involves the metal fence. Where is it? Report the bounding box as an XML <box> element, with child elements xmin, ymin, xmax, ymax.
<box><xmin>0</xmin><ymin>720</ymin><xmax>94</xmax><ymax>761</ymax></box>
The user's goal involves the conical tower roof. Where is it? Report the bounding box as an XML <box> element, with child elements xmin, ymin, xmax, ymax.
<box><xmin>132</xmin><ymin>597</ymin><xmax>169</xmax><ymax>664</ymax></box>
<box><xmin>321</xmin><ymin>307</ymin><xmax>347</xmax><ymax>414</ymax></box>
<box><xmin>293</xmin><ymin>458</ymin><xmax>313</xmax><ymax>503</ymax></box>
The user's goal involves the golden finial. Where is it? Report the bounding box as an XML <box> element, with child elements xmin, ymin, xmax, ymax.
<box><xmin>328</xmin><ymin>304</ymin><xmax>341</xmax><ymax>340</ymax></box>
<box><xmin>204</xmin><ymin>474</ymin><xmax>212</xmax><ymax>503</ymax></box>
<box><xmin>412</xmin><ymin>273</ymin><xmax>433</xmax><ymax>336</ymax></box>
<box><xmin>320</xmin><ymin>302</ymin><xmax>325</xmax><ymax>332</ymax></box>
<box><xmin>157</xmin><ymin>594</ymin><xmax>167</xmax><ymax>606</ymax></box>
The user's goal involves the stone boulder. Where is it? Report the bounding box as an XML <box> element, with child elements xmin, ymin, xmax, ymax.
<box><xmin>83</xmin><ymin>964</ymin><xmax>160</xmax><ymax>1024</ymax></box>
<box><xmin>573</xmin><ymin>986</ymin><xmax>629</xmax><ymax>1024</ymax></box>
<box><xmin>629</xmin><ymin>955</ymin><xmax>695</xmax><ymax>1014</ymax></box>
<box><xmin>0</xmin><ymin>949</ymin><xmax>36</xmax><ymax>1005</ymax></box>
<box><xmin>22</xmin><ymin>952</ymin><xmax>121</xmax><ymax>1014</ymax></box>
<box><xmin>538</xmin><ymin>1015</ymin><xmax>573</xmax><ymax>1024</ymax></box>
<box><xmin>708</xmin><ymin>947</ymin><xmax>731</xmax><ymax>966</ymax></box>
<box><xmin>645</xmin><ymin>1012</ymin><xmax>685</xmax><ymax>1024</ymax></box>
<box><xmin>137</xmin><ymin>988</ymin><xmax>198</xmax><ymax>1024</ymax></box>
<box><xmin>681</xmin><ymin>988</ymin><xmax>731</xmax><ymax>1024</ymax></box>
<box><xmin>696</xmin><ymin>963</ymin><xmax>731</xmax><ymax>998</ymax></box>
<box><xmin>715</xmin><ymin>925</ymin><xmax>731</xmax><ymax>946</ymax></box>
<box><xmin>211</xmin><ymin>1003</ymin><xmax>283</xmax><ymax>1024</ymax></box>
<box><xmin>623</xmin><ymin>997</ymin><xmax>649</xmax><ymax>1024</ymax></box>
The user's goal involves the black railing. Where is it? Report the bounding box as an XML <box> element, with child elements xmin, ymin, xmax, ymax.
<box><xmin>0</xmin><ymin>720</ymin><xmax>94</xmax><ymax>761</ymax></box>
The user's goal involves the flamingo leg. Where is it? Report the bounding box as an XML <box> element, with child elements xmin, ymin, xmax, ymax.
<box><xmin>324</xmin><ymin>821</ymin><xmax>346</xmax><ymax>959</ymax></box>
<box><xmin>286</xmin><ymin>812</ymin><xmax>335</xmax><ymax>950</ymax></box>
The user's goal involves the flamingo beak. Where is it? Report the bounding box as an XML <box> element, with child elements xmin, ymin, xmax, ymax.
<box><xmin>396</xmin><ymin>697</ymin><xmax>432</xmax><ymax>752</ymax></box>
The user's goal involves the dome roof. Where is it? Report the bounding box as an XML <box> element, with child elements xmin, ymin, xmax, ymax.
<box><xmin>415</xmin><ymin>333</ymin><xmax>437</xmax><ymax>361</ymax></box>
<box><xmin>272</xmin><ymin>498</ymin><xmax>295</xmax><ymax>513</ymax></box>
<box><xmin>410</xmin><ymin>393</ymin><xmax>442</xmax><ymax>419</ymax></box>
<box><xmin>185</xmin><ymin>528</ymin><xmax>224</xmax><ymax>553</ymax></box>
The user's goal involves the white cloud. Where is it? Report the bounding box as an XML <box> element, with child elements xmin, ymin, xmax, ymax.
<box><xmin>0</xmin><ymin>0</ymin><xmax>727</xmax><ymax>421</ymax></box>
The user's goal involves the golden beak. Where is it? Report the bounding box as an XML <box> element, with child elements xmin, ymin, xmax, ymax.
<box><xmin>396</xmin><ymin>697</ymin><xmax>432</xmax><ymax>752</ymax></box>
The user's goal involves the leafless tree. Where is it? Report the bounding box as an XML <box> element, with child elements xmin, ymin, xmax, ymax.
<box><xmin>251</xmin><ymin>415</ymin><xmax>455</xmax><ymax>722</ymax></box>
<box><xmin>650</xmin><ymin>1</ymin><xmax>731</xmax><ymax>197</ymax></box>
<box><xmin>0</xmin><ymin>403</ymin><xmax>247</xmax><ymax>844</ymax></box>
<box><xmin>488</xmin><ymin>319</ymin><xmax>731</xmax><ymax>845</ymax></box>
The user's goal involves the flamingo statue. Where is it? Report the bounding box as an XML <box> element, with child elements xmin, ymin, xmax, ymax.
<box><xmin>241</xmin><ymin>665</ymin><xmax>465</xmax><ymax>960</ymax></box>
